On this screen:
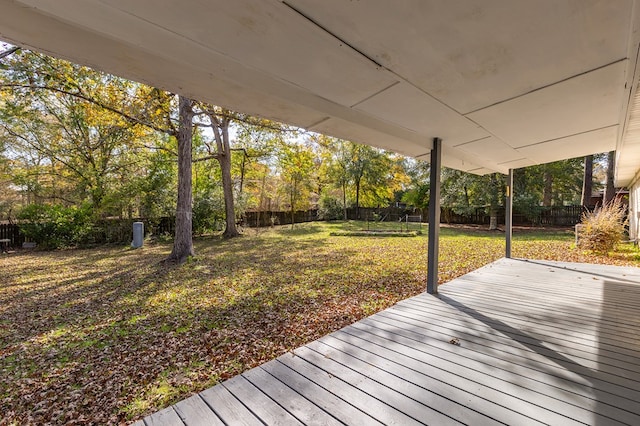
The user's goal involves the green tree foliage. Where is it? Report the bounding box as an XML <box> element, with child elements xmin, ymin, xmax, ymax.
<box><xmin>318</xmin><ymin>137</ymin><xmax>404</xmax><ymax>219</ymax></box>
<box><xmin>400</xmin><ymin>159</ymin><xmax>430</xmax><ymax>209</ymax></box>
<box><xmin>278</xmin><ymin>141</ymin><xmax>315</xmax><ymax>226</ymax></box>
<box><xmin>0</xmin><ymin>49</ymin><xmax>603</xmax><ymax>242</ymax></box>
<box><xmin>17</xmin><ymin>203</ymin><xmax>93</xmax><ymax>249</ymax></box>
<box><xmin>439</xmin><ymin>168</ymin><xmax>504</xmax><ymax>227</ymax></box>
<box><xmin>0</xmin><ymin>50</ymin><xmax>172</xmax><ymax>218</ymax></box>
<box><xmin>317</xmin><ymin>136</ymin><xmax>351</xmax><ymax>219</ymax></box>
<box><xmin>514</xmin><ymin>158</ymin><xmax>583</xmax><ymax>208</ymax></box>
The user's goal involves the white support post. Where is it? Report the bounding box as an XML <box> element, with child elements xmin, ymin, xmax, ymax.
<box><xmin>427</xmin><ymin>138</ymin><xmax>442</xmax><ymax>294</ymax></box>
<box><xmin>505</xmin><ymin>169</ymin><xmax>513</xmax><ymax>258</ymax></box>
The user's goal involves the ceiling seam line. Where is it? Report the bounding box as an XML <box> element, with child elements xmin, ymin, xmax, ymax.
<box><xmin>306</xmin><ymin>117</ymin><xmax>331</xmax><ymax>130</ymax></box>
<box><xmin>451</xmin><ymin>135</ymin><xmax>492</xmax><ymax>148</ymax></box>
<box><xmin>463</xmin><ymin>59</ymin><xmax>628</xmax><ymax>116</ymax></box>
<box><xmin>281</xmin><ymin>1</ymin><xmax>384</xmax><ymax>68</ymax></box>
<box><xmin>280</xmin><ymin>0</ymin><xmax>477</xmax><ymax>120</ymax></box>
<box><xmin>515</xmin><ymin>124</ymin><xmax>619</xmax><ymax>149</ymax></box>
<box><xmin>350</xmin><ymin>81</ymin><xmax>401</xmax><ymax>108</ymax></box>
<box><xmin>94</xmin><ymin>3</ymin><xmax>429</xmax><ymax>145</ymax></box>
<box><xmin>497</xmin><ymin>158</ymin><xmax>528</xmax><ymax>165</ymax></box>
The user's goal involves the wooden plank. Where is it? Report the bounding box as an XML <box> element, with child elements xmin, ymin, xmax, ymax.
<box><xmin>445</xmin><ymin>277</ymin><xmax>640</xmax><ymax>331</ymax></box>
<box><xmin>392</xmin><ymin>300</ymin><xmax>640</xmax><ymax>367</ymax></box>
<box><xmin>322</xmin><ymin>330</ymin><xmax>601</xmax><ymax>425</ymax></box>
<box><xmin>275</xmin><ymin>351</ymin><xmax>419</xmax><ymax>425</ymax></box>
<box><xmin>442</xmin><ymin>283</ymin><xmax>640</xmax><ymax>336</ymax></box>
<box><xmin>173</xmin><ymin>394</ymin><xmax>224</xmax><ymax>426</ymax></box>
<box><xmin>392</xmin><ymin>302</ymin><xmax>640</xmax><ymax>398</ymax></box>
<box><xmin>350</xmin><ymin>317</ymin><xmax>640</xmax><ymax>423</ymax></box>
<box><xmin>263</xmin><ymin>356</ymin><xmax>387</xmax><ymax>425</ymax></box>
<box><xmin>144</xmin><ymin>407</ymin><xmax>185</xmax><ymax>426</ymax></box>
<box><xmin>497</xmin><ymin>259</ymin><xmax>640</xmax><ymax>280</ymax></box>
<box><xmin>439</xmin><ymin>288</ymin><xmax>640</xmax><ymax>349</ymax></box>
<box><xmin>445</xmin><ymin>276</ymin><xmax>640</xmax><ymax>318</ymax></box>
<box><xmin>242</xmin><ymin>364</ymin><xmax>343</xmax><ymax>425</ymax></box>
<box><xmin>463</xmin><ymin>262</ymin><xmax>640</xmax><ymax>300</ymax></box>
<box><xmin>221</xmin><ymin>373</ymin><xmax>305</xmax><ymax>425</ymax></box>
<box><xmin>417</xmin><ymin>297</ymin><xmax>640</xmax><ymax>361</ymax></box>
<box><xmin>470</xmin><ymin>258</ymin><xmax>640</xmax><ymax>285</ymax></box>
<box><xmin>398</xmin><ymin>298</ymin><xmax>640</xmax><ymax>371</ymax></box>
<box><xmin>403</xmin><ymin>297</ymin><xmax>640</xmax><ymax>361</ymax></box>
<box><xmin>374</xmin><ymin>308</ymin><xmax>640</xmax><ymax>380</ymax></box>
<box><xmin>298</xmin><ymin>342</ymin><xmax>467</xmax><ymax>426</ymax></box>
<box><xmin>302</xmin><ymin>340</ymin><xmax>512</xmax><ymax>425</ymax></box>
<box><xmin>199</xmin><ymin>382</ymin><xmax>262</xmax><ymax>426</ymax></box>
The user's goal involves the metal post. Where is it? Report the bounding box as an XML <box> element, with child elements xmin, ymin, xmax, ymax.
<box><xmin>427</xmin><ymin>138</ymin><xmax>442</xmax><ymax>294</ymax></box>
<box><xmin>505</xmin><ymin>169</ymin><xmax>513</xmax><ymax>258</ymax></box>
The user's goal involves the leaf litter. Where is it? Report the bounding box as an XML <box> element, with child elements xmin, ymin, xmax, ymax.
<box><xmin>1</xmin><ymin>223</ymin><xmax>638</xmax><ymax>424</ymax></box>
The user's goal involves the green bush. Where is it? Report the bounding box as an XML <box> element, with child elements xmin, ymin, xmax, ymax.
<box><xmin>578</xmin><ymin>200</ymin><xmax>627</xmax><ymax>254</ymax></box>
<box><xmin>18</xmin><ymin>204</ymin><xmax>94</xmax><ymax>249</ymax></box>
<box><xmin>192</xmin><ymin>193</ymin><xmax>224</xmax><ymax>235</ymax></box>
<box><xmin>318</xmin><ymin>195</ymin><xmax>344</xmax><ymax>220</ymax></box>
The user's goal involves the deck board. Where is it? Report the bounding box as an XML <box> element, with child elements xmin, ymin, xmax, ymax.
<box><xmin>137</xmin><ymin>258</ymin><xmax>640</xmax><ymax>425</ymax></box>
<box><xmin>173</xmin><ymin>395</ymin><xmax>224</xmax><ymax>426</ymax></box>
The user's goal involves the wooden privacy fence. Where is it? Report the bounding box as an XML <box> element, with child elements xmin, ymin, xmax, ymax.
<box><xmin>0</xmin><ymin>223</ymin><xmax>25</xmax><ymax>248</ymax></box>
<box><xmin>243</xmin><ymin>210</ymin><xmax>318</xmax><ymax>228</ymax></box>
<box><xmin>340</xmin><ymin>205</ymin><xmax>587</xmax><ymax>227</ymax></box>
<box><xmin>0</xmin><ymin>205</ymin><xmax>590</xmax><ymax>248</ymax></box>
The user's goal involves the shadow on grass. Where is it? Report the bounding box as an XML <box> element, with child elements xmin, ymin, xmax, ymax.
<box><xmin>0</xmin><ymin>232</ymin><xmax>345</xmax><ymax>346</ymax></box>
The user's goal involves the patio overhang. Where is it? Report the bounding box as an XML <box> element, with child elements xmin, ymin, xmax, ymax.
<box><xmin>1</xmin><ymin>0</ymin><xmax>640</xmax><ymax>183</ymax></box>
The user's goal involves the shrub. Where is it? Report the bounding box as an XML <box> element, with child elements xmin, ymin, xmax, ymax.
<box><xmin>578</xmin><ymin>200</ymin><xmax>627</xmax><ymax>254</ymax></box>
<box><xmin>18</xmin><ymin>204</ymin><xmax>94</xmax><ymax>249</ymax></box>
<box><xmin>317</xmin><ymin>195</ymin><xmax>344</xmax><ymax>220</ymax></box>
<box><xmin>192</xmin><ymin>193</ymin><xmax>224</xmax><ymax>235</ymax></box>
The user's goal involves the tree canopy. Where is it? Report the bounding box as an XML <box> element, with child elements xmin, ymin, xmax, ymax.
<box><xmin>0</xmin><ymin>49</ymin><xmax>614</xmax><ymax>246</ymax></box>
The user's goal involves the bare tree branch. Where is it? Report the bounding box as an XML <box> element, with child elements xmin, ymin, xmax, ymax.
<box><xmin>0</xmin><ymin>83</ymin><xmax>176</xmax><ymax>136</ymax></box>
<box><xmin>0</xmin><ymin>46</ymin><xmax>20</xmax><ymax>59</ymax></box>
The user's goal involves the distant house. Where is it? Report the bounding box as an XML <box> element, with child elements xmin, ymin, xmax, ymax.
<box><xmin>588</xmin><ymin>190</ymin><xmax>629</xmax><ymax>208</ymax></box>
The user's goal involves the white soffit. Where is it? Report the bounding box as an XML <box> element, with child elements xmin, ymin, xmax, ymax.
<box><xmin>99</xmin><ymin>0</ymin><xmax>399</xmax><ymax>108</ymax></box>
<box><xmin>309</xmin><ymin>117</ymin><xmax>428</xmax><ymax>158</ymax></box>
<box><xmin>0</xmin><ymin>0</ymin><xmax>638</xmax><ymax>179</ymax></box>
<box><xmin>440</xmin><ymin>144</ymin><xmax>511</xmax><ymax>174</ymax></box>
<box><xmin>353</xmin><ymin>82</ymin><xmax>489</xmax><ymax>145</ymax></box>
<box><xmin>467</xmin><ymin>61</ymin><xmax>627</xmax><ymax>149</ymax></box>
<box><xmin>286</xmin><ymin>0</ymin><xmax>632</xmax><ymax>114</ymax></box>
<box><xmin>517</xmin><ymin>126</ymin><xmax>618</xmax><ymax>164</ymax></box>
<box><xmin>617</xmin><ymin>78</ymin><xmax>640</xmax><ymax>186</ymax></box>
<box><xmin>453</xmin><ymin>137</ymin><xmax>526</xmax><ymax>167</ymax></box>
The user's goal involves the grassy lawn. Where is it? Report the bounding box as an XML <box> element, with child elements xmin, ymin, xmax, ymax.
<box><xmin>1</xmin><ymin>221</ymin><xmax>638</xmax><ymax>424</ymax></box>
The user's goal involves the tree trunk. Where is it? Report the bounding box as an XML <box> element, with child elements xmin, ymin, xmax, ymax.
<box><xmin>167</xmin><ymin>96</ymin><xmax>195</xmax><ymax>263</ymax></box>
<box><xmin>342</xmin><ymin>180</ymin><xmax>347</xmax><ymax>221</ymax></box>
<box><xmin>488</xmin><ymin>173</ymin><xmax>499</xmax><ymax>230</ymax></box>
<box><xmin>258</xmin><ymin>172</ymin><xmax>267</xmax><ymax>227</ymax></box>
<box><xmin>355</xmin><ymin>178</ymin><xmax>361</xmax><ymax>220</ymax></box>
<box><xmin>580</xmin><ymin>155</ymin><xmax>593</xmax><ymax>207</ymax></box>
<box><xmin>604</xmin><ymin>150</ymin><xmax>615</xmax><ymax>205</ymax></box>
<box><xmin>211</xmin><ymin>113</ymin><xmax>239</xmax><ymax>238</ymax></box>
<box><xmin>542</xmin><ymin>168</ymin><xmax>553</xmax><ymax>207</ymax></box>
<box><xmin>290</xmin><ymin>179</ymin><xmax>297</xmax><ymax>229</ymax></box>
<box><xmin>220</xmin><ymin>150</ymin><xmax>239</xmax><ymax>237</ymax></box>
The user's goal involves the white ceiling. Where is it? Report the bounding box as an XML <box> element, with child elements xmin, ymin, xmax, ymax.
<box><xmin>1</xmin><ymin>0</ymin><xmax>639</xmax><ymax>184</ymax></box>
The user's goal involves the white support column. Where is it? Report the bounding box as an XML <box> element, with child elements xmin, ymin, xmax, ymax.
<box><xmin>427</xmin><ymin>138</ymin><xmax>442</xmax><ymax>294</ymax></box>
<box><xmin>505</xmin><ymin>169</ymin><xmax>513</xmax><ymax>258</ymax></box>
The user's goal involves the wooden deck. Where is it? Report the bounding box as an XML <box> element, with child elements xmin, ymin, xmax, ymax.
<box><xmin>134</xmin><ymin>258</ymin><xmax>640</xmax><ymax>425</ymax></box>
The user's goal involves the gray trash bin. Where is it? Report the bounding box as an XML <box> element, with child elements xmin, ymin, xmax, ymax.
<box><xmin>132</xmin><ymin>221</ymin><xmax>144</xmax><ymax>248</ymax></box>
